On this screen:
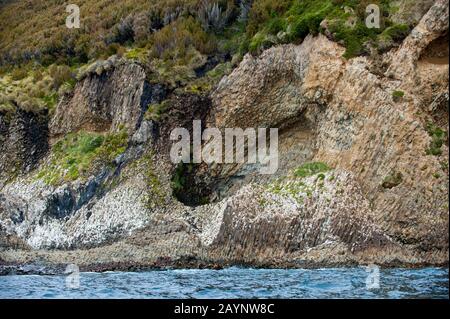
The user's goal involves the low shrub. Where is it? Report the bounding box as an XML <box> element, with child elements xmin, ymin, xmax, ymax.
<box><xmin>197</xmin><ymin>0</ymin><xmax>233</xmax><ymax>32</ymax></box>
<box><xmin>380</xmin><ymin>24</ymin><xmax>409</xmax><ymax>42</ymax></box>
<box><xmin>382</xmin><ymin>171</ymin><xmax>403</xmax><ymax>189</ymax></box>
<box><xmin>150</xmin><ymin>17</ymin><xmax>216</xmax><ymax>60</ymax></box>
<box><xmin>49</xmin><ymin>65</ymin><xmax>74</xmax><ymax>90</ymax></box>
<box><xmin>392</xmin><ymin>90</ymin><xmax>404</xmax><ymax>102</ymax></box>
<box><xmin>11</xmin><ymin>68</ymin><xmax>28</xmax><ymax>81</ymax></box>
<box><xmin>295</xmin><ymin>162</ymin><xmax>331</xmax><ymax>178</ymax></box>
<box><xmin>145</xmin><ymin>100</ymin><xmax>170</xmax><ymax>121</ymax></box>
<box><xmin>425</xmin><ymin>122</ymin><xmax>447</xmax><ymax>156</ymax></box>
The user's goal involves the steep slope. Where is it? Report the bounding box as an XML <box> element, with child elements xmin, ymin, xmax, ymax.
<box><xmin>0</xmin><ymin>0</ymin><xmax>448</xmax><ymax>271</ymax></box>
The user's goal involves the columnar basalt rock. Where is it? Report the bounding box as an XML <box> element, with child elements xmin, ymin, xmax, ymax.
<box><xmin>50</xmin><ymin>59</ymin><xmax>166</xmax><ymax>137</ymax></box>
<box><xmin>0</xmin><ymin>107</ymin><xmax>49</xmax><ymax>187</ymax></box>
<box><xmin>208</xmin><ymin>0</ymin><xmax>449</xmax><ymax>261</ymax></box>
<box><xmin>0</xmin><ymin>1</ymin><xmax>448</xmax><ymax>270</ymax></box>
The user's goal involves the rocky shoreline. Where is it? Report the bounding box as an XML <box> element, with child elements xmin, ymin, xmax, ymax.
<box><xmin>2</xmin><ymin>258</ymin><xmax>448</xmax><ymax>277</ymax></box>
<box><xmin>1</xmin><ymin>0</ymin><xmax>449</xmax><ymax>272</ymax></box>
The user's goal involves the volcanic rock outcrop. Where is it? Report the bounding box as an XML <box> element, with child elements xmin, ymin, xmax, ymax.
<box><xmin>50</xmin><ymin>58</ymin><xmax>166</xmax><ymax>137</ymax></box>
<box><xmin>0</xmin><ymin>0</ymin><xmax>448</xmax><ymax>270</ymax></box>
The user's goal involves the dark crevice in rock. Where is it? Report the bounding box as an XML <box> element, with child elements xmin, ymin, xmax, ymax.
<box><xmin>172</xmin><ymin>162</ymin><xmax>213</xmax><ymax>206</ymax></box>
<box><xmin>170</xmin><ymin>108</ymin><xmax>319</xmax><ymax>207</ymax></box>
<box><xmin>147</xmin><ymin>92</ymin><xmax>213</xmax><ymax>206</ymax></box>
<box><xmin>419</xmin><ymin>32</ymin><xmax>449</xmax><ymax>65</ymax></box>
<box><xmin>138</xmin><ymin>81</ymin><xmax>167</xmax><ymax>131</ymax></box>
<box><xmin>194</xmin><ymin>53</ymin><xmax>231</xmax><ymax>77</ymax></box>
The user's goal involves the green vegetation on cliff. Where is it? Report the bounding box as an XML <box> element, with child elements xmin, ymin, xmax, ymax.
<box><xmin>263</xmin><ymin>162</ymin><xmax>331</xmax><ymax>206</ymax></box>
<box><xmin>294</xmin><ymin>161</ymin><xmax>330</xmax><ymax>178</ymax></box>
<box><xmin>0</xmin><ymin>63</ymin><xmax>76</xmax><ymax>115</ymax></box>
<box><xmin>425</xmin><ymin>122</ymin><xmax>447</xmax><ymax>156</ymax></box>
<box><xmin>36</xmin><ymin>129</ymin><xmax>128</xmax><ymax>185</ymax></box>
<box><xmin>140</xmin><ymin>152</ymin><xmax>166</xmax><ymax>209</ymax></box>
<box><xmin>381</xmin><ymin>171</ymin><xmax>403</xmax><ymax>188</ymax></box>
<box><xmin>392</xmin><ymin>90</ymin><xmax>405</xmax><ymax>102</ymax></box>
<box><xmin>246</xmin><ymin>0</ymin><xmax>411</xmax><ymax>58</ymax></box>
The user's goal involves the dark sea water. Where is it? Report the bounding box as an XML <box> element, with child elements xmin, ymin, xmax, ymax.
<box><xmin>0</xmin><ymin>267</ymin><xmax>448</xmax><ymax>299</ymax></box>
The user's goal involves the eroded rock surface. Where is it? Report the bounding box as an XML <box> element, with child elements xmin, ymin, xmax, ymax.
<box><xmin>0</xmin><ymin>107</ymin><xmax>49</xmax><ymax>187</ymax></box>
<box><xmin>50</xmin><ymin>58</ymin><xmax>166</xmax><ymax>136</ymax></box>
<box><xmin>208</xmin><ymin>0</ymin><xmax>449</xmax><ymax>259</ymax></box>
<box><xmin>0</xmin><ymin>1</ymin><xmax>448</xmax><ymax>270</ymax></box>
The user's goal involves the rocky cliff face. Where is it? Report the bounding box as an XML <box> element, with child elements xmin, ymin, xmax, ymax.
<box><xmin>0</xmin><ymin>107</ymin><xmax>48</xmax><ymax>188</ymax></box>
<box><xmin>210</xmin><ymin>13</ymin><xmax>449</xmax><ymax>254</ymax></box>
<box><xmin>0</xmin><ymin>1</ymin><xmax>448</xmax><ymax>271</ymax></box>
<box><xmin>51</xmin><ymin>58</ymin><xmax>166</xmax><ymax>137</ymax></box>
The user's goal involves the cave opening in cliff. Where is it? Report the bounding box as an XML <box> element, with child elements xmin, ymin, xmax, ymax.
<box><xmin>171</xmin><ymin>162</ymin><xmax>215</xmax><ymax>206</ymax></box>
<box><xmin>169</xmin><ymin>114</ymin><xmax>317</xmax><ymax>207</ymax></box>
